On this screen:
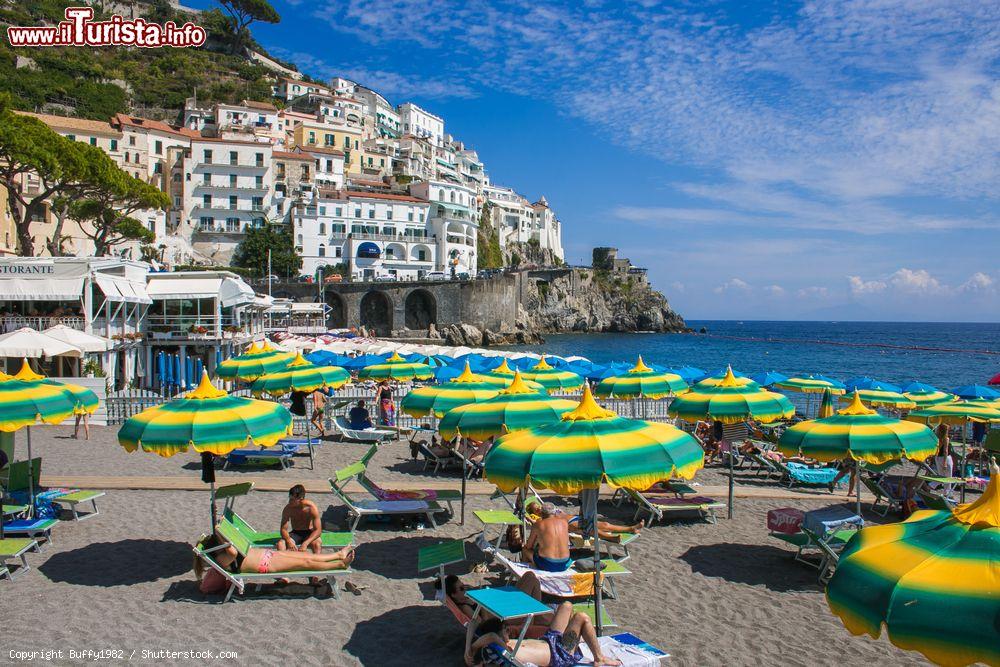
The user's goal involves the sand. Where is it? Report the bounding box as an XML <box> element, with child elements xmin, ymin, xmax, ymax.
<box><xmin>2</xmin><ymin>426</ymin><xmax>931</xmax><ymax>666</ymax></box>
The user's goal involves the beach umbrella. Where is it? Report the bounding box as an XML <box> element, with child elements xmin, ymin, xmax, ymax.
<box><xmin>695</xmin><ymin>373</ymin><xmax>758</xmax><ymax>388</ymax></box>
<box><xmin>903</xmin><ymin>391</ymin><xmax>956</xmax><ymax>409</ymax></box>
<box><xmin>118</xmin><ymin>372</ymin><xmax>292</xmax><ymax>527</ymax></box>
<box><xmin>305</xmin><ymin>350</ymin><xmax>352</xmax><ymax>367</ymax></box>
<box><xmin>249</xmin><ymin>352</ymin><xmax>350</xmax><ymax>397</ymax></box>
<box><xmin>0</xmin><ymin>327</ymin><xmax>82</xmax><ymax>359</ymax></box>
<box><xmin>594</xmin><ymin>356</ymin><xmax>687</xmax><ymax>401</ymax></box>
<box><xmin>825</xmin><ymin>459</ymin><xmax>1000</xmax><ymax>667</ymax></box>
<box><xmin>668</xmin><ymin>366</ymin><xmax>706</xmax><ymax>383</ymax></box>
<box><xmin>838</xmin><ymin>389</ymin><xmax>915</xmax><ymax>410</ymax></box>
<box><xmin>749</xmin><ymin>371</ymin><xmax>789</xmax><ymax>388</ymax></box>
<box><xmin>518</xmin><ymin>357</ymin><xmax>585</xmax><ymax>394</ymax></box>
<box><xmin>42</xmin><ymin>324</ymin><xmax>113</xmax><ymax>353</ymax></box>
<box><xmin>216</xmin><ymin>341</ymin><xmax>294</xmax><ymax>381</ymax></box>
<box><xmin>779</xmin><ymin>392</ymin><xmax>938</xmax><ymax>515</ymax></box>
<box><xmin>438</xmin><ymin>371</ymin><xmax>577</xmax><ymax>442</ymax></box>
<box><xmin>342</xmin><ymin>354</ymin><xmax>388</xmax><ymax>371</ymax></box>
<box><xmin>358</xmin><ymin>352</ymin><xmax>434</xmax><ymax>382</ymax></box>
<box><xmin>845</xmin><ymin>377</ymin><xmax>903</xmax><ymax>393</ymax></box>
<box><xmin>989</xmin><ymin>373</ymin><xmax>1000</xmax><ymax>386</ymax></box>
<box><xmin>902</xmin><ymin>381</ymin><xmax>939</xmax><ymax>394</ymax></box>
<box><xmin>669</xmin><ymin>367</ymin><xmax>795</xmax><ymax>517</ymax></box>
<box><xmin>486</xmin><ymin>358</ymin><xmax>519</xmax><ymax>379</ymax></box>
<box><xmin>949</xmin><ymin>384</ymin><xmax>1000</xmax><ymax>401</ymax></box>
<box><xmin>401</xmin><ymin>365</ymin><xmax>501</xmax><ymax>418</ymax></box>
<box><xmin>0</xmin><ymin>361</ymin><xmax>90</xmax><ymax>533</ymax></box>
<box><xmin>818</xmin><ymin>387</ymin><xmax>836</xmax><ymax>418</ymax></box>
<box><xmin>13</xmin><ymin>363</ymin><xmax>99</xmax><ymax>416</ymax></box>
<box><xmin>485</xmin><ymin>385</ymin><xmax>705</xmax><ymax>635</ymax></box>
<box><xmin>775</xmin><ymin>375</ymin><xmax>847</xmax><ymax>394</ymax></box>
<box><xmin>584</xmin><ymin>363</ymin><xmax>630</xmax><ymax>382</ymax></box>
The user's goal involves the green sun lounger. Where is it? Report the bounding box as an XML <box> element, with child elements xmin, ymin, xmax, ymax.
<box><xmin>194</xmin><ymin>521</ymin><xmax>352</xmax><ymax>603</ymax></box>
<box><xmin>329</xmin><ymin>470</ymin><xmax>446</xmax><ymax>531</ymax></box>
<box><xmin>0</xmin><ymin>537</ymin><xmax>40</xmax><ymax>581</ymax></box>
<box><xmin>2</xmin><ymin>518</ymin><xmax>57</xmax><ymax>548</ymax></box>
<box><xmin>624</xmin><ymin>488</ymin><xmax>725</xmax><ymax>525</ymax></box>
<box><xmin>352</xmin><ymin>469</ymin><xmax>462</xmax><ymax>515</ymax></box>
<box><xmin>770</xmin><ymin>527</ymin><xmax>858</xmax><ymax>583</ymax></box>
<box><xmin>52</xmin><ymin>490</ymin><xmax>105</xmax><ymax>521</ymax></box>
<box><xmin>222</xmin><ymin>508</ymin><xmax>353</xmax><ymax>550</ymax></box>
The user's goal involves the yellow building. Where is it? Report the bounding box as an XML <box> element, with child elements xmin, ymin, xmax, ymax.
<box><xmin>291</xmin><ymin>121</ymin><xmax>362</xmax><ymax>175</ymax></box>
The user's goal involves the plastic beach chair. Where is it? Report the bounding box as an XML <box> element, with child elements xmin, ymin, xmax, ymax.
<box><xmin>332</xmin><ymin>416</ymin><xmax>395</xmax><ymax>443</ymax></box>
<box><xmin>771</xmin><ymin>459</ymin><xmax>840</xmax><ymax>488</ymax></box>
<box><xmin>624</xmin><ymin>488</ymin><xmax>725</xmax><ymax>525</ymax></box>
<box><xmin>222</xmin><ymin>508</ymin><xmax>353</xmax><ymax>550</ymax></box>
<box><xmin>328</xmin><ymin>472</ymin><xmax>445</xmax><ymax>531</ymax></box>
<box><xmin>859</xmin><ymin>473</ymin><xmax>905</xmax><ymax>516</ymax></box>
<box><xmin>193</xmin><ymin>521</ymin><xmax>352</xmax><ymax>603</ymax></box>
<box><xmin>51</xmin><ymin>490</ymin><xmax>105</xmax><ymax>521</ymax></box>
<box><xmin>355</xmin><ymin>471</ymin><xmax>462</xmax><ymax>515</ymax></box>
<box><xmin>1</xmin><ymin>518</ymin><xmax>57</xmax><ymax>548</ymax></box>
<box><xmin>0</xmin><ymin>537</ymin><xmax>40</xmax><ymax>581</ymax></box>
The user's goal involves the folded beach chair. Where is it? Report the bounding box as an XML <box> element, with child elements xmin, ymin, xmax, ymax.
<box><xmin>1</xmin><ymin>518</ymin><xmax>58</xmax><ymax>548</ymax></box>
<box><xmin>0</xmin><ymin>537</ymin><xmax>40</xmax><ymax>582</ymax></box>
<box><xmin>624</xmin><ymin>488</ymin><xmax>725</xmax><ymax>525</ymax></box>
<box><xmin>224</xmin><ymin>440</ymin><xmax>299</xmax><ymax>470</ymax></box>
<box><xmin>51</xmin><ymin>490</ymin><xmax>105</xmax><ymax>521</ymax></box>
<box><xmin>332</xmin><ymin>416</ymin><xmax>395</xmax><ymax>443</ymax></box>
<box><xmin>916</xmin><ymin>487</ymin><xmax>957</xmax><ymax>511</ymax></box>
<box><xmin>354</xmin><ymin>470</ymin><xmax>462</xmax><ymax>515</ymax></box>
<box><xmin>222</xmin><ymin>507</ymin><xmax>353</xmax><ymax>550</ymax></box>
<box><xmin>329</xmin><ymin>472</ymin><xmax>445</xmax><ymax>531</ymax></box>
<box><xmin>193</xmin><ymin>521</ymin><xmax>352</xmax><ymax>603</ymax></box>
<box><xmin>417</xmin><ymin>442</ymin><xmax>462</xmax><ymax>474</ymax></box>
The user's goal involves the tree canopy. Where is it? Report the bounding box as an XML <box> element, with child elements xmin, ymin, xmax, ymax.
<box><xmin>217</xmin><ymin>0</ymin><xmax>280</xmax><ymax>53</ymax></box>
<box><xmin>232</xmin><ymin>222</ymin><xmax>302</xmax><ymax>278</ymax></box>
<box><xmin>70</xmin><ymin>171</ymin><xmax>169</xmax><ymax>256</ymax></box>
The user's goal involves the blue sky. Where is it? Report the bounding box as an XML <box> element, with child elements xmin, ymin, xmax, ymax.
<box><xmin>198</xmin><ymin>0</ymin><xmax>998</xmax><ymax>321</ymax></box>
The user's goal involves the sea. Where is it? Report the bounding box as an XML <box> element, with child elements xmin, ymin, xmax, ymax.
<box><xmin>511</xmin><ymin>321</ymin><xmax>1000</xmax><ymax>389</ymax></box>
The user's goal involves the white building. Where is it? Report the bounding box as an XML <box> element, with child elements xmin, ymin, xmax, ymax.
<box><xmin>293</xmin><ymin>191</ymin><xmax>434</xmax><ymax>280</ymax></box>
<box><xmin>272</xmin><ymin>77</ymin><xmax>331</xmax><ymax>102</ymax></box>
<box><xmin>299</xmin><ymin>146</ymin><xmax>346</xmax><ymax>189</ymax></box>
<box><xmin>409</xmin><ymin>181</ymin><xmax>478</xmax><ymax>276</ymax></box>
<box><xmin>182</xmin><ymin>99</ymin><xmax>280</xmax><ymax>145</ymax></box>
<box><xmin>354</xmin><ymin>86</ymin><xmax>402</xmax><ymax>139</ymax></box>
<box><xmin>180</xmin><ymin>138</ymin><xmax>275</xmax><ymax>262</ymax></box>
<box><xmin>484</xmin><ymin>185</ymin><xmax>564</xmax><ymax>261</ymax></box>
<box><xmin>398</xmin><ymin>103</ymin><xmax>445</xmax><ymax>146</ymax></box>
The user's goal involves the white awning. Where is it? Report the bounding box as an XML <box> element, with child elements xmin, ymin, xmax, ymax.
<box><xmin>0</xmin><ymin>277</ymin><xmax>84</xmax><ymax>301</ymax></box>
<box><xmin>94</xmin><ymin>275</ymin><xmax>153</xmax><ymax>305</ymax></box>
<box><xmin>147</xmin><ymin>275</ymin><xmax>255</xmax><ymax>308</ymax></box>
<box><xmin>0</xmin><ymin>327</ymin><xmax>82</xmax><ymax>358</ymax></box>
<box><xmin>43</xmin><ymin>324</ymin><xmax>113</xmax><ymax>352</ymax></box>
<box><xmin>290</xmin><ymin>302</ymin><xmax>325</xmax><ymax>313</ymax></box>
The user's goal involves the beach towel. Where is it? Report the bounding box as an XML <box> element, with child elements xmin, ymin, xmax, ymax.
<box><xmin>352</xmin><ymin>499</ymin><xmax>430</xmax><ymax>512</ymax></box>
<box><xmin>785</xmin><ymin>462</ymin><xmax>839</xmax><ymax>484</ymax></box>
<box><xmin>493</xmin><ymin>553</ymin><xmax>596</xmax><ymax>597</ymax></box>
<box><xmin>578</xmin><ymin>633</ymin><xmax>669</xmax><ymax>666</ymax></box>
<box><xmin>370</xmin><ymin>487</ymin><xmax>438</xmax><ymax>501</ymax></box>
<box><xmin>645</xmin><ymin>495</ymin><xmax>718</xmax><ymax>506</ymax></box>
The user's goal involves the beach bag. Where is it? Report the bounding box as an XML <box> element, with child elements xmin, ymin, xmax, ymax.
<box><xmin>505</xmin><ymin>524</ymin><xmax>523</xmax><ymax>552</ymax></box>
<box><xmin>199</xmin><ymin>567</ymin><xmax>227</xmax><ymax>594</ymax></box>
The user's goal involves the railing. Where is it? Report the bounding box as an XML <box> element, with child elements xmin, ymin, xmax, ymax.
<box><xmin>265</xmin><ymin>316</ymin><xmax>327</xmax><ymax>334</ymax></box>
<box><xmin>1</xmin><ymin>315</ymin><xmax>85</xmax><ymax>333</ymax></box>
<box><xmin>145</xmin><ymin>315</ymin><xmax>259</xmax><ymax>340</ymax></box>
<box><xmin>193</xmin><ymin>183</ymin><xmax>269</xmax><ymax>191</ymax></box>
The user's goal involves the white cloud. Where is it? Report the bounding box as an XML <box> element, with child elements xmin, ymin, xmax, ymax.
<box><xmin>959</xmin><ymin>272</ymin><xmax>995</xmax><ymax>293</ymax></box>
<box><xmin>669</xmin><ymin>281</ymin><xmax>685</xmax><ymax>293</ymax></box>
<box><xmin>797</xmin><ymin>286</ymin><xmax>831</xmax><ymax>299</ymax></box>
<box><xmin>713</xmin><ymin>278</ymin><xmax>750</xmax><ymax>294</ymax></box>
<box><xmin>848</xmin><ymin>275</ymin><xmax>887</xmax><ymax>295</ymax></box>
<box><xmin>886</xmin><ymin>268</ymin><xmax>946</xmax><ymax>295</ymax></box>
<box><xmin>763</xmin><ymin>285</ymin><xmax>786</xmax><ymax>297</ymax></box>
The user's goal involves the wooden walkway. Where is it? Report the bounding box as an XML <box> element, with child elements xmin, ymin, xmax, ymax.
<box><xmin>42</xmin><ymin>474</ymin><xmax>869</xmax><ymax>502</ymax></box>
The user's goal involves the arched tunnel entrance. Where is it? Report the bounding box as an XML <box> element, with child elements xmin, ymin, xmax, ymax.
<box><xmin>404</xmin><ymin>289</ymin><xmax>437</xmax><ymax>331</ymax></box>
<box><xmin>360</xmin><ymin>291</ymin><xmax>393</xmax><ymax>336</ymax></box>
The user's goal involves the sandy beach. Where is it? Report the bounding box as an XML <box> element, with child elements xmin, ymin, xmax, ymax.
<box><xmin>3</xmin><ymin>425</ymin><xmax>932</xmax><ymax>666</ymax></box>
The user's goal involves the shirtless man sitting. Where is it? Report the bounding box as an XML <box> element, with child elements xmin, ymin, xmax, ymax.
<box><xmin>525</xmin><ymin>501</ymin><xmax>642</xmax><ymax>542</ymax></box>
<box><xmin>278</xmin><ymin>484</ymin><xmax>322</xmax><ymax>555</ymax></box>
<box><xmin>522</xmin><ymin>502</ymin><xmax>572</xmax><ymax>572</ymax></box>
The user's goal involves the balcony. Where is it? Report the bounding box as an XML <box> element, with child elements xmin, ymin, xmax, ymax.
<box><xmin>195</xmin><ymin>225</ymin><xmax>244</xmax><ymax>235</ymax></box>
<box><xmin>2</xmin><ymin>315</ymin><xmax>85</xmax><ymax>333</ymax></box>
<box><xmin>145</xmin><ymin>315</ymin><xmax>259</xmax><ymax>341</ymax></box>
<box><xmin>193</xmin><ymin>182</ymin><xmax>269</xmax><ymax>192</ymax></box>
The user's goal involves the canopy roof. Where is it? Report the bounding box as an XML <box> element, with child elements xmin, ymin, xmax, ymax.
<box><xmin>0</xmin><ymin>328</ymin><xmax>82</xmax><ymax>358</ymax></box>
<box><xmin>146</xmin><ymin>272</ymin><xmax>255</xmax><ymax>308</ymax></box>
<box><xmin>42</xmin><ymin>324</ymin><xmax>112</xmax><ymax>353</ymax></box>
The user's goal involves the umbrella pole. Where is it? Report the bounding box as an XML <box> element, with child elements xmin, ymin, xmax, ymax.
<box><xmin>460</xmin><ymin>467</ymin><xmax>466</xmax><ymax>526</ymax></box>
<box><xmin>201</xmin><ymin>452</ymin><xmax>218</xmax><ymax>530</ymax></box>
<box><xmin>855</xmin><ymin>459</ymin><xmax>862</xmax><ymax>517</ymax></box>
<box><xmin>727</xmin><ymin>442</ymin><xmax>735</xmax><ymax>520</ymax></box>
<box><xmin>26</xmin><ymin>427</ymin><xmax>35</xmax><ymax>519</ymax></box>
<box><xmin>960</xmin><ymin>421</ymin><xmax>968</xmax><ymax>503</ymax></box>
<box><xmin>591</xmin><ymin>490</ymin><xmax>603</xmax><ymax>637</ymax></box>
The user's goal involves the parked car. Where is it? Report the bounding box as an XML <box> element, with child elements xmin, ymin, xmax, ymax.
<box><xmin>375</xmin><ymin>274</ymin><xmax>398</xmax><ymax>282</ymax></box>
<box><xmin>424</xmin><ymin>271</ymin><xmax>447</xmax><ymax>281</ymax></box>
<box><xmin>295</xmin><ymin>275</ymin><xmax>314</xmax><ymax>283</ymax></box>
<box><xmin>456</xmin><ymin>272</ymin><xmax>471</xmax><ymax>281</ymax></box>
<box><xmin>324</xmin><ymin>274</ymin><xmax>343</xmax><ymax>283</ymax></box>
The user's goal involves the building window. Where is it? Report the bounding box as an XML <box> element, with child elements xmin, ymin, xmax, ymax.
<box><xmin>129</xmin><ymin>136</ymin><xmax>136</xmax><ymax>146</ymax></box>
<box><xmin>89</xmin><ymin>137</ymin><xmax>97</xmax><ymax>146</ymax></box>
<box><xmin>319</xmin><ymin>206</ymin><xmax>326</xmax><ymax>216</ymax></box>
<box><xmin>319</xmin><ymin>222</ymin><xmax>326</xmax><ymax>235</ymax></box>
<box><xmin>251</xmin><ymin>196</ymin><xmax>263</xmax><ymax>210</ymax></box>
<box><xmin>332</xmin><ymin>223</ymin><xmax>345</xmax><ymax>234</ymax></box>
<box><xmin>368</xmin><ymin>209</ymin><xmax>375</xmax><ymax>219</ymax></box>
<box><xmin>229</xmin><ymin>151</ymin><xmax>238</xmax><ymax>165</ymax></box>
<box><xmin>252</xmin><ymin>217</ymin><xmax>264</xmax><ymax>227</ymax></box>
<box><xmin>335</xmin><ymin>207</ymin><xmax>342</xmax><ymax>216</ymax></box>
<box><xmin>318</xmin><ymin>245</ymin><xmax>325</xmax><ymax>257</ymax></box>
<box><xmin>324</xmin><ymin>135</ymin><xmax>334</xmax><ymax>147</ymax></box>
<box><xmin>354</xmin><ymin>209</ymin><xmax>361</xmax><ymax>218</ymax></box>
<box><xmin>199</xmin><ymin>216</ymin><xmax>214</xmax><ymax>230</ymax></box>
<box><xmin>407</xmin><ymin>211</ymin><xmax>414</xmax><ymax>221</ymax></box>
<box><xmin>229</xmin><ymin>195</ymin><xmax>238</xmax><ymax>210</ymax></box>
<box><xmin>225</xmin><ymin>217</ymin><xmax>240</xmax><ymax>232</ymax></box>
<box><xmin>124</xmin><ymin>153</ymin><xmax>130</xmax><ymax>163</ymax></box>
<box><xmin>154</xmin><ymin>140</ymin><xmax>163</xmax><ymax>155</ymax></box>
<box><xmin>203</xmin><ymin>173</ymin><xmax>211</xmax><ymax>184</ymax></box>
<box><xmin>386</xmin><ymin>209</ymin><xmax>393</xmax><ymax>220</ymax></box>
<box><xmin>335</xmin><ymin>246</ymin><xmax>342</xmax><ymax>258</ymax></box>
<box><xmin>202</xmin><ymin>194</ymin><xmax>211</xmax><ymax>206</ymax></box>
<box><xmin>153</xmin><ymin>162</ymin><xmax>162</xmax><ymax>174</ymax></box>
<box><xmin>417</xmin><ymin>249</ymin><xmax>427</xmax><ymax>261</ymax></box>
<box><xmin>308</xmin><ymin>131</ymin><xmax>316</xmax><ymax>144</ymax></box>
<box><xmin>297</xmin><ymin>234</ymin><xmax>303</xmax><ymax>244</ymax></box>
<box><xmin>204</xmin><ymin>149</ymin><xmax>213</xmax><ymax>163</ymax></box>
<box><xmin>66</xmin><ymin>134</ymin><xmax>76</xmax><ymax>141</ymax></box>
<box><xmin>255</xmin><ymin>175</ymin><xmax>263</xmax><ymax>188</ymax></box>
<box><xmin>229</xmin><ymin>174</ymin><xmax>237</xmax><ymax>187</ymax></box>
<box><xmin>255</xmin><ymin>153</ymin><xmax>264</xmax><ymax>167</ymax></box>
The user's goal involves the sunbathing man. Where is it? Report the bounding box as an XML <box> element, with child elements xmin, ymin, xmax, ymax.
<box><xmin>465</xmin><ymin>604</ymin><xmax>621</xmax><ymax>667</ymax></box>
<box><xmin>525</xmin><ymin>501</ymin><xmax>642</xmax><ymax>542</ymax></box>
<box><xmin>522</xmin><ymin>502</ymin><xmax>572</xmax><ymax>571</ymax></box>
<box><xmin>278</xmin><ymin>484</ymin><xmax>323</xmax><ymax>555</ymax></box>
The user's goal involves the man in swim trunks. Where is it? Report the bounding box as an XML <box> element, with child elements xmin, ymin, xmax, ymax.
<box><xmin>524</xmin><ymin>501</ymin><xmax>642</xmax><ymax>541</ymax></box>
<box><xmin>522</xmin><ymin>502</ymin><xmax>572</xmax><ymax>572</ymax></box>
<box><xmin>278</xmin><ymin>484</ymin><xmax>322</xmax><ymax>555</ymax></box>
<box><xmin>465</xmin><ymin>603</ymin><xmax>620</xmax><ymax>666</ymax></box>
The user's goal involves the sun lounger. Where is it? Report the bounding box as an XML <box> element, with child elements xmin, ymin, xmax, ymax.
<box><xmin>2</xmin><ymin>504</ymin><xmax>29</xmax><ymax>518</ymax></box>
<box><xmin>0</xmin><ymin>537</ymin><xmax>39</xmax><ymax>581</ymax></box>
<box><xmin>746</xmin><ymin>449</ymin><xmax>781</xmax><ymax>477</ymax></box>
<box><xmin>224</xmin><ymin>440</ymin><xmax>298</xmax><ymax>470</ymax></box>
<box><xmin>214</xmin><ymin>482</ymin><xmax>254</xmax><ymax>513</ymax></box>
<box><xmin>51</xmin><ymin>490</ymin><xmax>105</xmax><ymax>521</ymax></box>
<box><xmin>417</xmin><ymin>442</ymin><xmax>462</xmax><ymax>474</ymax></box>
<box><xmin>354</xmin><ymin>472</ymin><xmax>462</xmax><ymax>514</ymax></box>
<box><xmin>772</xmin><ymin>459</ymin><xmax>840</xmax><ymax>488</ymax></box>
<box><xmin>193</xmin><ymin>521</ymin><xmax>352</xmax><ymax>603</ymax></box>
<box><xmin>222</xmin><ymin>507</ymin><xmax>353</xmax><ymax>551</ymax></box>
<box><xmin>769</xmin><ymin>506</ymin><xmax>862</xmax><ymax>583</ymax></box>
<box><xmin>624</xmin><ymin>488</ymin><xmax>724</xmax><ymax>525</ymax></box>
<box><xmin>1</xmin><ymin>518</ymin><xmax>57</xmax><ymax>548</ymax></box>
<box><xmin>332</xmin><ymin>416</ymin><xmax>395</xmax><ymax>443</ymax></box>
<box><xmin>859</xmin><ymin>473</ymin><xmax>906</xmax><ymax>516</ymax></box>
<box><xmin>916</xmin><ymin>487</ymin><xmax>957</xmax><ymax>511</ymax></box>
<box><xmin>492</xmin><ymin>551</ymin><xmax>630</xmax><ymax>599</ymax></box>
<box><xmin>328</xmin><ymin>473</ymin><xmax>445</xmax><ymax>531</ymax></box>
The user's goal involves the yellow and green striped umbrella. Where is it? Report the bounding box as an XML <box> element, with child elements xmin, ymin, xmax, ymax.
<box><xmin>778</xmin><ymin>392</ymin><xmax>938</xmax><ymax>466</ymax></box>
<box><xmin>825</xmin><ymin>460</ymin><xmax>1000</xmax><ymax>667</ymax></box>
<box><xmin>518</xmin><ymin>356</ymin><xmax>585</xmax><ymax>393</ymax></box>
<box><xmin>668</xmin><ymin>367</ymin><xmax>796</xmax><ymax>425</ymax></box>
<box><xmin>775</xmin><ymin>376</ymin><xmax>847</xmax><ymax>394</ymax></box>
<box><xmin>904</xmin><ymin>391</ymin><xmax>957</xmax><ymax>409</ymax></box>
<box><xmin>438</xmin><ymin>371</ymin><xmax>577</xmax><ymax>441</ymax></box>
<box><xmin>594</xmin><ymin>356</ymin><xmax>688</xmax><ymax>399</ymax></box>
<box><xmin>838</xmin><ymin>388</ymin><xmax>916</xmax><ymax>410</ymax></box>
<box><xmin>401</xmin><ymin>365</ymin><xmax>501</xmax><ymax>418</ymax></box>
<box><xmin>448</xmin><ymin>361</ymin><xmax>544</xmax><ymax>390</ymax></box>
<box><xmin>818</xmin><ymin>387</ymin><xmax>836</xmax><ymax>418</ymax></box>
<box><xmin>486</xmin><ymin>358</ymin><xmax>518</xmax><ymax>378</ymax></box>
<box><xmin>0</xmin><ymin>363</ymin><xmax>81</xmax><ymax>432</ymax></box>
<box><xmin>358</xmin><ymin>351</ymin><xmax>434</xmax><ymax>381</ymax></box>
<box><xmin>8</xmin><ymin>361</ymin><xmax>99</xmax><ymax>417</ymax></box>
<box><xmin>249</xmin><ymin>352</ymin><xmax>350</xmax><ymax>397</ymax></box>
<box><xmin>906</xmin><ymin>401</ymin><xmax>1000</xmax><ymax>426</ymax></box>
<box><xmin>216</xmin><ymin>341</ymin><xmax>295</xmax><ymax>381</ymax></box>
<box><xmin>695</xmin><ymin>374</ymin><xmax>757</xmax><ymax>388</ymax></box>
<box><xmin>484</xmin><ymin>384</ymin><xmax>705</xmax><ymax>495</ymax></box>
<box><xmin>118</xmin><ymin>372</ymin><xmax>293</xmax><ymax>458</ymax></box>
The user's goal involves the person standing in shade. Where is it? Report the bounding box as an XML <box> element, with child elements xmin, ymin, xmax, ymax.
<box><xmin>375</xmin><ymin>380</ymin><xmax>394</xmax><ymax>426</ymax></box>
<box><xmin>310</xmin><ymin>388</ymin><xmax>328</xmax><ymax>437</ymax></box>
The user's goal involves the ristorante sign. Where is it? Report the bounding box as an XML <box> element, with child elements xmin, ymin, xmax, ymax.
<box><xmin>0</xmin><ymin>264</ymin><xmax>55</xmax><ymax>275</ymax></box>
